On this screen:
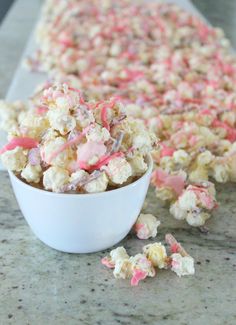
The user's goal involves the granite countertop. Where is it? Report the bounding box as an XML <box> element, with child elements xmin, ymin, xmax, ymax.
<box><xmin>0</xmin><ymin>1</ymin><xmax>236</xmax><ymax>324</ymax></box>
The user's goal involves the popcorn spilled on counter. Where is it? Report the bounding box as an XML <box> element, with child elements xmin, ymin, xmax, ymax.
<box><xmin>0</xmin><ymin>83</ymin><xmax>156</xmax><ymax>193</ymax></box>
<box><xmin>133</xmin><ymin>213</ymin><xmax>161</xmax><ymax>240</ymax></box>
<box><xmin>101</xmin><ymin>234</ymin><xmax>195</xmax><ymax>286</ymax></box>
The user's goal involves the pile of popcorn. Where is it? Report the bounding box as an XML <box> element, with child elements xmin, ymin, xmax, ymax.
<box><xmin>1</xmin><ymin>0</ymin><xmax>236</xmax><ymax>227</ymax></box>
<box><xmin>0</xmin><ymin>83</ymin><xmax>156</xmax><ymax>193</ymax></box>
<box><xmin>23</xmin><ymin>0</ymin><xmax>236</xmax><ymax>227</ymax></box>
<box><xmin>102</xmin><ymin>232</ymin><xmax>195</xmax><ymax>286</ymax></box>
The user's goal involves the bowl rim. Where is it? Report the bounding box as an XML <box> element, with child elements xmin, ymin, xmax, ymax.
<box><xmin>8</xmin><ymin>153</ymin><xmax>153</xmax><ymax>198</ymax></box>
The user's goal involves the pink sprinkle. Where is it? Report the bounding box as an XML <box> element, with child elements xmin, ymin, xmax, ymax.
<box><xmin>0</xmin><ymin>137</ymin><xmax>38</xmax><ymax>155</ymax></box>
<box><xmin>131</xmin><ymin>269</ymin><xmax>147</xmax><ymax>286</ymax></box>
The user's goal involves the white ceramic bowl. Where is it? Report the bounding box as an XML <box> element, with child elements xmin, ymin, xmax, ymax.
<box><xmin>9</xmin><ymin>154</ymin><xmax>153</xmax><ymax>253</ymax></box>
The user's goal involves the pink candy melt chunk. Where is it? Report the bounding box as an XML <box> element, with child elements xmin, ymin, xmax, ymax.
<box><xmin>131</xmin><ymin>269</ymin><xmax>148</xmax><ymax>286</ymax></box>
<box><xmin>152</xmin><ymin>168</ymin><xmax>185</xmax><ymax>196</ymax></box>
<box><xmin>0</xmin><ymin>137</ymin><xmax>39</xmax><ymax>155</ymax></box>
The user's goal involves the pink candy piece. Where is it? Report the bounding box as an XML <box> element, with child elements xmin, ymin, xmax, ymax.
<box><xmin>131</xmin><ymin>269</ymin><xmax>148</xmax><ymax>286</ymax></box>
<box><xmin>101</xmin><ymin>257</ymin><xmax>115</xmax><ymax>269</ymax></box>
<box><xmin>78</xmin><ymin>141</ymin><xmax>107</xmax><ymax>165</ymax></box>
<box><xmin>160</xmin><ymin>144</ymin><xmax>175</xmax><ymax>158</ymax></box>
<box><xmin>152</xmin><ymin>168</ymin><xmax>185</xmax><ymax>196</ymax></box>
<box><xmin>0</xmin><ymin>137</ymin><xmax>38</xmax><ymax>155</ymax></box>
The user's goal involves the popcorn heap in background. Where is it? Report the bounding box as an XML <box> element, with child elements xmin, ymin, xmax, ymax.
<box><xmin>0</xmin><ymin>83</ymin><xmax>156</xmax><ymax>193</ymax></box>
<box><xmin>1</xmin><ymin>0</ymin><xmax>236</xmax><ymax>228</ymax></box>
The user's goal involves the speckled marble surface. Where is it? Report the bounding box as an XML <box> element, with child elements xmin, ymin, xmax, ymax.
<box><xmin>1</xmin><ymin>171</ymin><xmax>236</xmax><ymax>325</ymax></box>
<box><xmin>1</xmin><ymin>1</ymin><xmax>236</xmax><ymax>324</ymax></box>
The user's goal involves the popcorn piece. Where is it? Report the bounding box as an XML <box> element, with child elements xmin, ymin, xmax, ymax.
<box><xmin>134</xmin><ymin>213</ymin><xmax>160</xmax><ymax>239</ymax></box>
<box><xmin>170</xmin><ymin>253</ymin><xmax>195</xmax><ymax>277</ymax></box>
<box><xmin>83</xmin><ymin>171</ymin><xmax>108</xmax><ymax>193</ymax></box>
<box><xmin>173</xmin><ymin>149</ymin><xmax>191</xmax><ymax>167</ymax></box>
<box><xmin>143</xmin><ymin>243</ymin><xmax>167</xmax><ymax>269</ymax></box>
<box><xmin>178</xmin><ymin>190</ymin><xmax>197</xmax><ymax>211</ymax></box>
<box><xmin>210</xmin><ymin>162</ymin><xmax>229</xmax><ymax>183</ymax></box>
<box><xmin>1</xmin><ymin>147</ymin><xmax>27</xmax><ymax>172</ymax></box>
<box><xmin>169</xmin><ymin>201</ymin><xmax>187</xmax><ymax>221</ymax></box>
<box><xmin>128</xmin><ymin>154</ymin><xmax>148</xmax><ymax>176</ymax></box>
<box><xmin>171</xmin><ymin>183</ymin><xmax>217</xmax><ymax>226</ymax></box>
<box><xmin>47</xmin><ymin>108</ymin><xmax>76</xmax><ymax>135</ymax></box>
<box><xmin>101</xmin><ymin>246</ymin><xmax>129</xmax><ymax>269</ymax></box>
<box><xmin>42</xmin><ymin>136</ymin><xmax>71</xmax><ymax>168</ymax></box>
<box><xmin>43</xmin><ymin>166</ymin><xmax>69</xmax><ymax>192</ymax></box>
<box><xmin>165</xmin><ymin>233</ymin><xmax>195</xmax><ymax>277</ymax></box>
<box><xmin>21</xmin><ymin>164</ymin><xmax>42</xmax><ymax>183</ymax></box>
<box><xmin>85</xmin><ymin>124</ymin><xmax>110</xmax><ymax>143</ymax></box>
<box><xmin>104</xmin><ymin>157</ymin><xmax>132</xmax><ymax>184</ymax></box>
<box><xmin>186</xmin><ymin>211</ymin><xmax>210</xmax><ymax>227</ymax></box>
<box><xmin>113</xmin><ymin>259</ymin><xmax>133</xmax><ymax>280</ymax></box>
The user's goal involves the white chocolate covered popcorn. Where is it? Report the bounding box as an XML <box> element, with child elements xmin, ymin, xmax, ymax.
<box><xmin>21</xmin><ymin>164</ymin><xmax>42</xmax><ymax>183</ymax></box>
<box><xmin>170</xmin><ymin>183</ymin><xmax>217</xmax><ymax>227</ymax></box>
<box><xmin>43</xmin><ymin>166</ymin><xmax>70</xmax><ymax>192</ymax></box>
<box><xmin>104</xmin><ymin>157</ymin><xmax>132</xmax><ymax>185</ymax></box>
<box><xmin>1</xmin><ymin>147</ymin><xmax>27</xmax><ymax>172</ymax></box>
<box><xmin>143</xmin><ymin>243</ymin><xmax>167</xmax><ymax>269</ymax></box>
<box><xmin>170</xmin><ymin>254</ymin><xmax>195</xmax><ymax>277</ymax></box>
<box><xmin>102</xmin><ymin>234</ymin><xmax>195</xmax><ymax>286</ymax></box>
<box><xmin>84</xmin><ymin>172</ymin><xmax>108</xmax><ymax>193</ymax></box>
<box><xmin>0</xmin><ymin>83</ymin><xmax>155</xmax><ymax>193</ymax></box>
<box><xmin>134</xmin><ymin>213</ymin><xmax>160</xmax><ymax>240</ymax></box>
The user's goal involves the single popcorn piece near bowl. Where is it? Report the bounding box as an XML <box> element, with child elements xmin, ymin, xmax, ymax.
<box><xmin>133</xmin><ymin>213</ymin><xmax>161</xmax><ymax>240</ymax></box>
<box><xmin>0</xmin><ymin>83</ymin><xmax>156</xmax><ymax>193</ymax></box>
<box><xmin>165</xmin><ymin>233</ymin><xmax>195</xmax><ymax>277</ymax></box>
<box><xmin>142</xmin><ymin>242</ymin><xmax>167</xmax><ymax>269</ymax></box>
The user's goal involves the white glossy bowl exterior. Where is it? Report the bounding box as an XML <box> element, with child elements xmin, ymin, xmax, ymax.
<box><xmin>9</xmin><ymin>155</ymin><xmax>153</xmax><ymax>253</ymax></box>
